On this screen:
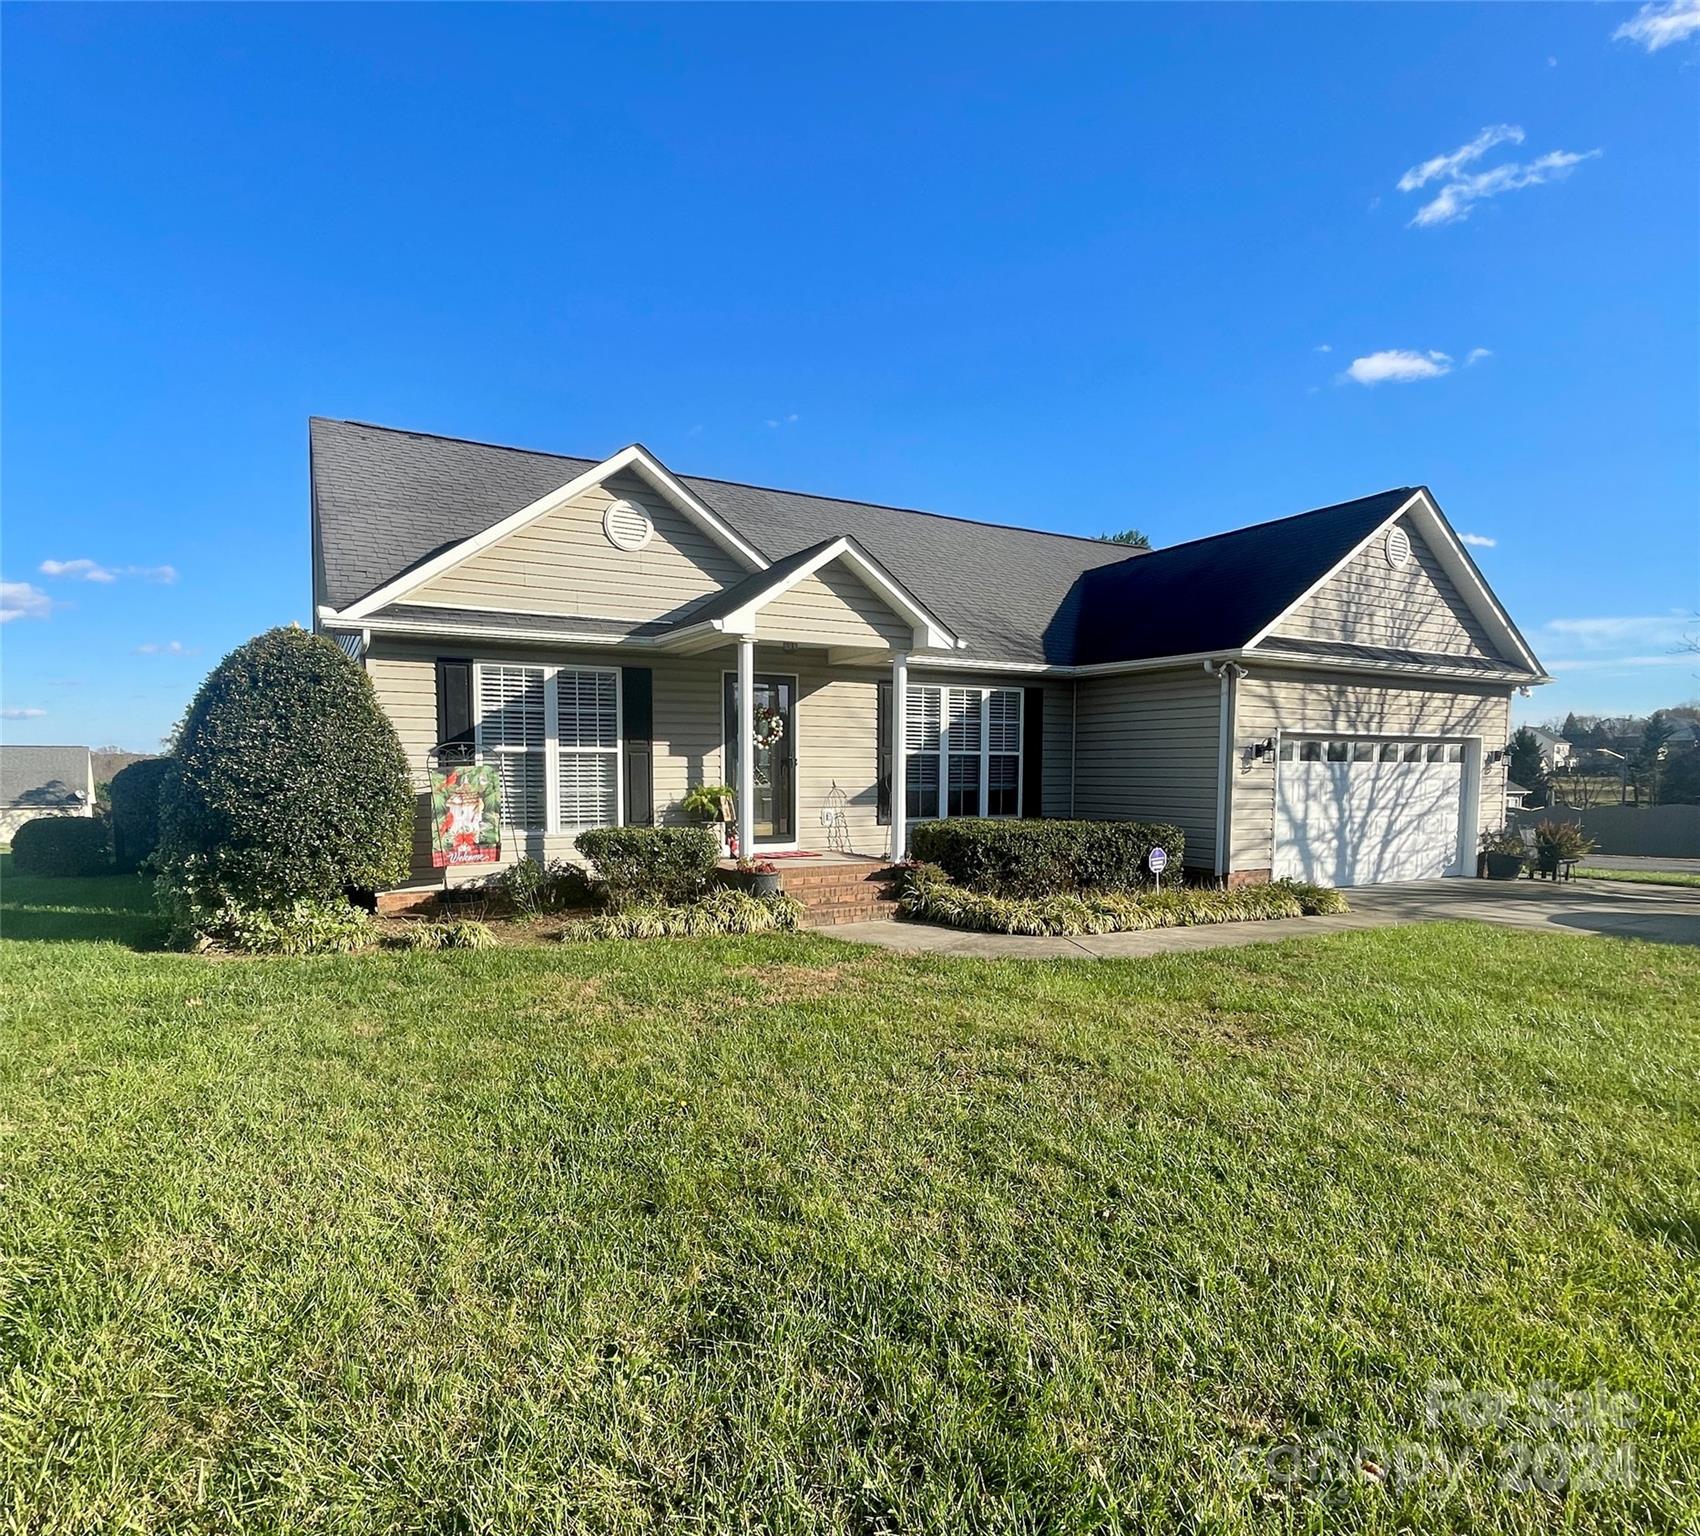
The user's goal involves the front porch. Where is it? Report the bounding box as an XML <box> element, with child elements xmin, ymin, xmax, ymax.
<box><xmin>723</xmin><ymin>851</ymin><xmax>903</xmax><ymax>927</ymax></box>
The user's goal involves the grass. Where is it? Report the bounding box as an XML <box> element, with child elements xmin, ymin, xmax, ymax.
<box><xmin>2</xmin><ymin>861</ymin><xmax>1698</xmax><ymax>1532</ymax></box>
<box><xmin>1577</xmin><ymin>866</ymin><xmax>1700</xmax><ymax>888</ymax></box>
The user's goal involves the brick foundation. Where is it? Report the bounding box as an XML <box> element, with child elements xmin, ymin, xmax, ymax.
<box><xmin>1225</xmin><ymin>867</ymin><xmax>1272</xmax><ymax>888</ymax></box>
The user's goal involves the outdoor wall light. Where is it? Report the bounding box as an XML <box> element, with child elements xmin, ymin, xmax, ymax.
<box><xmin>1249</xmin><ymin>737</ymin><xmax>1275</xmax><ymax>759</ymax></box>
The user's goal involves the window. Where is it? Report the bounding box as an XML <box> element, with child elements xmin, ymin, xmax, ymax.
<box><xmin>1352</xmin><ymin>741</ymin><xmax>1375</xmax><ymax>763</ymax></box>
<box><xmin>1379</xmin><ymin>742</ymin><xmax>1402</xmax><ymax>763</ymax></box>
<box><xmin>1326</xmin><ymin>739</ymin><xmax>1350</xmax><ymax>763</ymax></box>
<box><xmin>477</xmin><ymin>665</ymin><xmax>546</xmax><ymax>829</ymax></box>
<box><xmin>1447</xmin><ymin>743</ymin><xmax>1465</xmax><ymax>763</ymax></box>
<box><xmin>555</xmin><ymin>669</ymin><xmax>619</xmax><ymax>828</ymax></box>
<box><xmin>1403</xmin><ymin>742</ymin><xmax>1423</xmax><ymax>763</ymax></box>
<box><xmin>1278</xmin><ymin>739</ymin><xmax>1295</xmax><ymax>761</ymax></box>
<box><xmin>476</xmin><ymin>663</ymin><xmax>619</xmax><ymax>832</ymax></box>
<box><xmin>1300</xmin><ymin>740</ymin><xmax>1323</xmax><ymax>762</ymax></box>
<box><xmin>904</xmin><ymin>684</ymin><xmax>1022</xmax><ymax>820</ymax></box>
<box><xmin>1426</xmin><ymin>742</ymin><xmax>1447</xmax><ymax>762</ymax></box>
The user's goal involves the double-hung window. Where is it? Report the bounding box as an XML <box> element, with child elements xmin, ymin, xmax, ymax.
<box><xmin>475</xmin><ymin>663</ymin><xmax>620</xmax><ymax>832</ymax></box>
<box><xmin>904</xmin><ymin>684</ymin><xmax>1022</xmax><ymax>820</ymax></box>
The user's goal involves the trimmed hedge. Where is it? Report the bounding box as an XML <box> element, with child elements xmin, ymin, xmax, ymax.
<box><xmin>108</xmin><ymin>757</ymin><xmax>173</xmax><ymax>872</ymax></box>
<box><xmin>10</xmin><ymin>815</ymin><xmax>112</xmax><ymax>877</ymax></box>
<box><xmin>575</xmin><ymin>826</ymin><xmax>719</xmax><ymax>908</ymax></box>
<box><xmin>909</xmin><ymin>817</ymin><xmax>1184</xmax><ymax>897</ymax></box>
<box><xmin>898</xmin><ymin>863</ymin><xmax>1347</xmax><ymax>936</ymax></box>
<box><xmin>156</xmin><ymin>628</ymin><xmax>413</xmax><ymax>930</ymax></box>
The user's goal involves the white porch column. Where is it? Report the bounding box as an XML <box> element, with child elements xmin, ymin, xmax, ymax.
<box><xmin>890</xmin><ymin>650</ymin><xmax>909</xmax><ymax>860</ymax></box>
<box><xmin>736</xmin><ymin>636</ymin><xmax>756</xmax><ymax>858</ymax></box>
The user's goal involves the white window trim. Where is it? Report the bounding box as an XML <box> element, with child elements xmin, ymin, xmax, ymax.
<box><xmin>474</xmin><ymin>660</ymin><xmax>623</xmax><ymax>834</ymax></box>
<box><xmin>904</xmin><ymin>683</ymin><xmax>1023</xmax><ymax>821</ymax></box>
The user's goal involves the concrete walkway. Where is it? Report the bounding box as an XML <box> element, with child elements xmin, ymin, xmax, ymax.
<box><xmin>830</xmin><ymin>876</ymin><xmax>1700</xmax><ymax>958</ymax></box>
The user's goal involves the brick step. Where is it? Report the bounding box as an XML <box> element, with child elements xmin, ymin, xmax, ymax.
<box><xmin>799</xmin><ymin>903</ymin><xmax>898</xmax><ymax>928</ymax></box>
<box><xmin>791</xmin><ymin>892</ymin><xmax>899</xmax><ymax>913</ymax></box>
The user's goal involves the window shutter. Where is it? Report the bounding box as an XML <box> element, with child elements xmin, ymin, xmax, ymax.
<box><xmin>621</xmin><ymin>666</ymin><xmax>654</xmax><ymax>826</ymax></box>
<box><xmin>1022</xmin><ymin>686</ymin><xmax>1044</xmax><ymax>818</ymax></box>
<box><xmin>435</xmin><ymin>658</ymin><xmax>474</xmax><ymax>755</ymax></box>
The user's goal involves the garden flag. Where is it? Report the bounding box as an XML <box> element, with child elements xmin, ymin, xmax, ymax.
<box><xmin>430</xmin><ymin>763</ymin><xmax>502</xmax><ymax>867</ymax></box>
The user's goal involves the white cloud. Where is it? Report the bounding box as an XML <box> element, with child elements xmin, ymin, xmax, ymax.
<box><xmin>1342</xmin><ymin>349</ymin><xmax>1453</xmax><ymax>385</ymax></box>
<box><xmin>134</xmin><ymin>640</ymin><xmax>193</xmax><ymax>656</ymax></box>
<box><xmin>1313</xmin><ymin>343</ymin><xmax>1332</xmax><ymax>354</ymax></box>
<box><xmin>1465</xmin><ymin>347</ymin><xmax>1493</xmax><ymax>366</ymax></box>
<box><xmin>1408</xmin><ymin>147</ymin><xmax>1600</xmax><ymax>228</ymax></box>
<box><xmin>1615</xmin><ymin>0</ymin><xmax>1700</xmax><ymax>51</ymax></box>
<box><xmin>40</xmin><ymin>558</ymin><xmax>176</xmax><ymax>585</ymax></box>
<box><xmin>1548</xmin><ymin>55</ymin><xmax>1558</xmax><ymax>67</ymax></box>
<box><xmin>1546</xmin><ymin>654</ymin><xmax>1693</xmax><ymax>673</ymax></box>
<box><xmin>1398</xmin><ymin>125</ymin><xmax>1525</xmax><ymax>192</ymax></box>
<box><xmin>0</xmin><ymin>582</ymin><xmax>53</xmax><ymax>623</ymax></box>
<box><xmin>1459</xmin><ymin>532</ymin><xmax>1497</xmax><ymax>548</ymax></box>
<box><xmin>763</xmin><ymin>413</ymin><xmax>800</xmax><ymax>429</ymax></box>
<box><xmin>1</xmin><ymin>707</ymin><xmax>48</xmax><ymax>719</ymax></box>
<box><xmin>40</xmin><ymin>558</ymin><xmax>116</xmax><ymax>583</ymax></box>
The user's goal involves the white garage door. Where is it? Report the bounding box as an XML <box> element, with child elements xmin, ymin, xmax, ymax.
<box><xmin>1274</xmin><ymin>737</ymin><xmax>1470</xmax><ymax>887</ymax></box>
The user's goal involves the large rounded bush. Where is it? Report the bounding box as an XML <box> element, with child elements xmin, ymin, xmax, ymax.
<box><xmin>11</xmin><ymin>815</ymin><xmax>112</xmax><ymax>876</ymax></box>
<box><xmin>108</xmin><ymin>757</ymin><xmax>174</xmax><ymax>872</ymax></box>
<box><xmin>157</xmin><ymin>627</ymin><xmax>412</xmax><ymax>915</ymax></box>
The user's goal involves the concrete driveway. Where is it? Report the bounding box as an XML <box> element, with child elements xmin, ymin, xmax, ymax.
<box><xmin>832</xmin><ymin>875</ymin><xmax>1700</xmax><ymax>958</ymax></box>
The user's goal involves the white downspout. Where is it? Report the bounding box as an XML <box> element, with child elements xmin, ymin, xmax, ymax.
<box><xmin>1206</xmin><ymin>659</ymin><xmax>1246</xmax><ymax>881</ymax></box>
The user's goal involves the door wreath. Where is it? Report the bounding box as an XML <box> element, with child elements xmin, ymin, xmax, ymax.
<box><xmin>752</xmin><ymin>703</ymin><xmax>786</xmax><ymax>749</ymax></box>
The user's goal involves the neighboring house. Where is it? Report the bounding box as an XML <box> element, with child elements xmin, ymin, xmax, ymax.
<box><xmin>1529</xmin><ymin>727</ymin><xmax>1574</xmax><ymax>772</ymax></box>
<box><xmin>1504</xmin><ymin>781</ymin><xmax>1531</xmax><ymax>811</ymax></box>
<box><xmin>310</xmin><ymin>419</ymin><xmax>1548</xmax><ymax>890</ymax></box>
<box><xmin>1</xmin><ymin>744</ymin><xmax>95</xmax><ymax>840</ymax></box>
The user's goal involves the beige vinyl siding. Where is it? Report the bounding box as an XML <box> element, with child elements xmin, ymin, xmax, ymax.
<box><xmin>1230</xmin><ymin>667</ymin><xmax>1512</xmax><ymax>873</ymax></box>
<box><xmin>1271</xmin><ymin>516</ymin><xmax>1502</xmax><ymax>659</ymax></box>
<box><xmin>407</xmin><ymin>470</ymin><xmax>749</xmax><ymax>623</ymax></box>
<box><xmin>1072</xmin><ymin>670</ymin><xmax>1221</xmax><ymax>868</ymax></box>
<box><xmin>753</xmin><ymin>561</ymin><xmax>912</xmax><ymax>649</ymax></box>
<box><xmin>364</xmin><ymin>638</ymin><xmax>1078</xmax><ymax>879</ymax></box>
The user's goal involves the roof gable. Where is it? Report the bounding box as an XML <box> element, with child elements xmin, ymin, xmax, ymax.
<box><xmin>404</xmin><ymin>468</ymin><xmax>748</xmax><ymax>625</ymax></box>
<box><xmin>1072</xmin><ymin>489</ymin><xmax>1416</xmax><ymax>665</ymax></box>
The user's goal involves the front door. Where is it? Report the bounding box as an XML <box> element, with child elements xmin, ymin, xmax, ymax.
<box><xmin>724</xmin><ymin>673</ymin><xmax>797</xmax><ymax>846</ymax></box>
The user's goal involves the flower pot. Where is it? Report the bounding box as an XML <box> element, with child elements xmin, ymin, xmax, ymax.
<box><xmin>1484</xmin><ymin>852</ymin><xmax>1524</xmax><ymax>880</ymax></box>
<box><xmin>717</xmin><ymin>868</ymin><xmax>781</xmax><ymax>898</ymax></box>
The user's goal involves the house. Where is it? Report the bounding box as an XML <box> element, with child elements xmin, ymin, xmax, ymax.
<box><xmin>1528</xmin><ymin>727</ymin><xmax>1574</xmax><ymax>772</ymax></box>
<box><xmin>0</xmin><ymin>744</ymin><xmax>95</xmax><ymax>840</ymax></box>
<box><xmin>1504</xmin><ymin>781</ymin><xmax>1531</xmax><ymax>811</ymax></box>
<box><xmin>310</xmin><ymin>420</ymin><xmax>1548</xmax><ymax>891</ymax></box>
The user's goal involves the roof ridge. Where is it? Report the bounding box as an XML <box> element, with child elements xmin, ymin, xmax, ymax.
<box><xmin>1099</xmin><ymin>487</ymin><xmax>1418</xmax><ymax>564</ymax></box>
<box><xmin>313</xmin><ymin>416</ymin><xmax>1135</xmax><ymax>553</ymax></box>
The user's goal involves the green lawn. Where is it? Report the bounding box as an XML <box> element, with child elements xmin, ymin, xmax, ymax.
<box><xmin>1577</xmin><ymin>866</ymin><xmax>1700</xmax><ymax>888</ymax></box>
<box><xmin>2</xmin><ymin>863</ymin><xmax>1697</xmax><ymax>1533</ymax></box>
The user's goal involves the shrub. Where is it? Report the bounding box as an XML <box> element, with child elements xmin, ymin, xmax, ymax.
<box><xmin>108</xmin><ymin>758</ymin><xmax>174</xmax><ymax>872</ymax></box>
<box><xmin>180</xmin><ymin>897</ymin><xmax>377</xmax><ymax>955</ymax></box>
<box><xmin>155</xmin><ymin>627</ymin><xmax>413</xmax><ymax>928</ymax></box>
<box><xmin>487</xmin><ymin>856</ymin><xmax>593</xmax><ymax>917</ymax></box>
<box><xmin>897</xmin><ymin>865</ymin><xmax>1346</xmax><ymax>935</ymax></box>
<box><xmin>395</xmin><ymin>918</ymin><xmax>496</xmax><ymax>951</ymax></box>
<box><xmin>908</xmin><ymin>818</ymin><xmax>1184</xmax><ymax>897</ymax></box>
<box><xmin>563</xmin><ymin>888</ymin><xmax>802</xmax><ymax>941</ymax></box>
<box><xmin>10</xmin><ymin>815</ymin><xmax>112</xmax><ymax>877</ymax></box>
<box><xmin>1534</xmin><ymin>819</ymin><xmax>1595</xmax><ymax>862</ymax></box>
<box><xmin>574</xmin><ymin>826</ymin><xmax>719</xmax><ymax>908</ymax></box>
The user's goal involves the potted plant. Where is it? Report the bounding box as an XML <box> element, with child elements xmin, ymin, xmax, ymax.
<box><xmin>1533</xmin><ymin>819</ymin><xmax>1594</xmax><ymax>880</ymax></box>
<box><xmin>1479</xmin><ymin>826</ymin><xmax>1527</xmax><ymax>880</ymax></box>
<box><xmin>721</xmin><ymin>857</ymin><xmax>781</xmax><ymax>897</ymax></box>
<box><xmin>680</xmin><ymin>782</ymin><xmax>735</xmax><ymax>854</ymax></box>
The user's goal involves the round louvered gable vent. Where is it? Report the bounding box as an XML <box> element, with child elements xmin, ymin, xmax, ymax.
<box><xmin>1385</xmin><ymin>526</ymin><xmax>1412</xmax><ymax>569</ymax></box>
<box><xmin>603</xmin><ymin>499</ymin><xmax>654</xmax><ymax>552</ymax></box>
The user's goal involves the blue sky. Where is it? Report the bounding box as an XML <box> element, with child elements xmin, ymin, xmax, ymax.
<box><xmin>3</xmin><ymin>2</ymin><xmax>1696</xmax><ymax>751</ymax></box>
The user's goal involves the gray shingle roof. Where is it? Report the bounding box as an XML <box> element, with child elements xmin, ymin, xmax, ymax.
<box><xmin>311</xmin><ymin>419</ymin><xmax>1133</xmax><ymax>665</ymax></box>
<box><xmin>1</xmin><ymin>745</ymin><xmax>92</xmax><ymax>808</ymax></box>
<box><xmin>309</xmin><ymin>419</ymin><xmax>1536</xmax><ymax>675</ymax></box>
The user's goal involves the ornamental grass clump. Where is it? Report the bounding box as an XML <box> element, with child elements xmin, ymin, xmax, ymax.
<box><xmin>563</xmin><ymin>888</ymin><xmax>803</xmax><ymax>941</ymax></box>
<box><xmin>896</xmin><ymin>863</ymin><xmax>1346</xmax><ymax>936</ymax></box>
<box><xmin>395</xmin><ymin>919</ymin><xmax>497</xmax><ymax>952</ymax></box>
<box><xmin>154</xmin><ymin>627</ymin><xmax>412</xmax><ymax>951</ymax></box>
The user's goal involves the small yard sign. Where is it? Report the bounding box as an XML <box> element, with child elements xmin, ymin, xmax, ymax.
<box><xmin>430</xmin><ymin>763</ymin><xmax>502</xmax><ymax>867</ymax></box>
<box><xmin>1148</xmin><ymin>845</ymin><xmax>1168</xmax><ymax>890</ymax></box>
